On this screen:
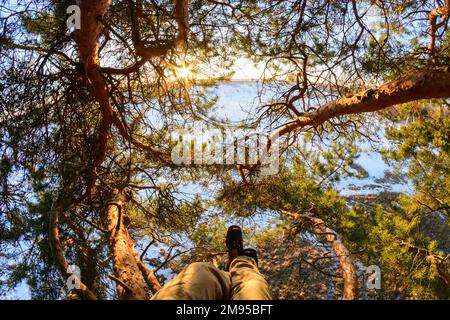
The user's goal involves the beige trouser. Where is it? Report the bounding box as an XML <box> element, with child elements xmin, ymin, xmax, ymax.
<box><xmin>151</xmin><ymin>256</ymin><xmax>272</xmax><ymax>300</ymax></box>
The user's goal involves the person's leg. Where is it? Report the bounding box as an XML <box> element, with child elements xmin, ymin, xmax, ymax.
<box><xmin>229</xmin><ymin>255</ymin><xmax>272</xmax><ymax>300</ymax></box>
<box><xmin>151</xmin><ymin>262</ymin><xmax>231</xmax><ymax>300</ymax></box>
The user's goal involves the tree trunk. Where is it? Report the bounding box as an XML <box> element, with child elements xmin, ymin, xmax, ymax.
<box><xmin>104</xmin><ymin>192</ymin><xmax>150</xmax><ymax>300</ymax></box>
<box><xmin>49</xmin><ymin>190</ymin><xmax>97</xmax><ymax>300</ymax></box>
<box><xmin>282</xmin><ymin>210</ymin><xmax>359</xmax><ymax>299</ymax></box>
<box><xmin>307</xmin><ymin>216</ymin><xmax>359</xmax><ymax>300</ymax></box>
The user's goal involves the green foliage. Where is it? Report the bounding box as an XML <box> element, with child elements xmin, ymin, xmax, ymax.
<box><xmin>0</xmin><ymin>0</ymin><xmax>448</xmax><ymax>300</ymax></box>
<box><xmin>382</xmin><ymin>103</ymin><xmax>450</xmax><ymax>216</ymax></box>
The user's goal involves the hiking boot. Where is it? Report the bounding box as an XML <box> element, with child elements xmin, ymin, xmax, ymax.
<box><xmin>226</xmin><ymin>225</ymin><xmax>243</xmax><ymax>269</ymax></box>
<box><xmin>242</xmin><ymin>248</ymin><xmax>258</xmax><ymax>266</ymax></box>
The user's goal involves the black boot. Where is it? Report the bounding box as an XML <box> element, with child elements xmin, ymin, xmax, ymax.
<box><xmin>242</xmin><ymin>248</ymin><xmax>258</xmax><ymax>266</ymax></box>
<box><xmin>225</xmin><ymin>225</ymin><xmax>243</xmax><ymax>270</ymax></box>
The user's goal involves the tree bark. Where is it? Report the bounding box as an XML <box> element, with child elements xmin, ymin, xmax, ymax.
<box><xmin>73</xmin><ymin>0</ymin><xmax>114</xmax><ymax>197</ymax></box>
<box><xmin>129</xmin><ymin>237</ymin><xmax>162</xmax><ymax>293</ymax></box>
<box><xmin>104</xmin><ymin>192</ymin><xmax>151</xmax><ymax>300</ymax></box>
<box><xmin>281</xmin><ymin>210</ymin><xmax>359</xmax><ymax>300</ymax></box>
<box><xmin>49</xmin><ymin>191</ymin><xmax>97</xmax><ymax>300</ymax></box>
<box><xmin>274</xmin><ymin>67</ymin><xmax>450</xmax><ymax>138</ymax></box>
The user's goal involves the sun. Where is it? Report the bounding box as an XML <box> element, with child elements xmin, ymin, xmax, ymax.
<box><xmin>174</xmin><ymin>63</ymin><xmax>194</xmax><ymax>80</ymax></box>
<box><xmin>176</xmin><ymin>65</ymin><xmax>192</xmax><ymax>79</ymax></box>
